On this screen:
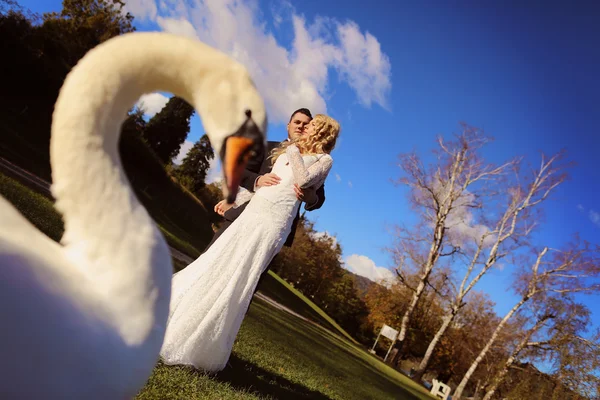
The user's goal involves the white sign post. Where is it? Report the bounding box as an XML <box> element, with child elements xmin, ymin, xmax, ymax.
<box><xmin>369</xmin><ymin>324</ymin><xmax>399</xmax><ymax>362</ymax></box>
<box><xmin>430</xmin><ymin>379</ymin><xmax>451</xmax><ymax>400</ymax></box>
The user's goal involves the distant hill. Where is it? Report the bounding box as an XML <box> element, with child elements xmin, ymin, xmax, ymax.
<box><xmin>346</xmin><ymin>270</ymin><xmax>378</xmax><ymax>298</ymax></box>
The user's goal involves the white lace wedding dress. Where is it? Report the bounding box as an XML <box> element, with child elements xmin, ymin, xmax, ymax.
<box><xmin>159</xmin><ymin>144</ymin><xmax>333</xmax><ymax>371</ymax></box>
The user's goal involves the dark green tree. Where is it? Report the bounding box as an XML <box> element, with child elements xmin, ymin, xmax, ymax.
<box><xmin>0</xmin><ymin>0</ymin><xmax>136</xmax><ymax>178</ymax></box>
<box><xmin>121</xmin><ymin>107</ymin><xmax>146</xmax><ymax>136</ymax></box>
<box><xmin>142</xmin><ymin>96</ymin><xmax>196</xmax><ymax>164</ymax></box>
<box><xmin>41</xmin><ymin>0</ymin><xmax>135</xmax><ymax>67</ymax></box>
<box><xmin>173</xmin><ymin>134</ymin><xmax>215</xmax><ymax>194</ymax></box>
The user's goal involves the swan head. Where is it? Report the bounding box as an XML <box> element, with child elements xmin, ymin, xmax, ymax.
<box><xmin>195</xmin><ymin>62</ymin><xmax>267</xmax><ymax>204</ymax></box>
<box><xmin>220</xmin><ymin>109</ymin><xmax>265</xmax><ymax>203</ymax></box>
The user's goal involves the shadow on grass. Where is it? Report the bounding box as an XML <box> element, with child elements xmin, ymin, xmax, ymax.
<box><xmin>214</xmin><ymin>354</ymin><xmax>331</xmax><ymax>400</ymax></box>
<box><xmin>255</xmin><ymin>271</ymin><xmax>343</xmax><ymax>335</ymax></box>
<box><xmin>242</xmin><ymin>299</ymin><xmax>431</xmax><ymax>400</ymax></box>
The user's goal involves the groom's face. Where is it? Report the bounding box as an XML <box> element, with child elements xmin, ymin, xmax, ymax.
<box><xmin>287</xmin><ymin>112</ymin><xmax>312</xmax><ymax>141</ymax></box>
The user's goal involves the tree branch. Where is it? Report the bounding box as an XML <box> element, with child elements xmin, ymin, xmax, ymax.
<box><xmin>395</xmin><ymin>268</ymin><xmax>417</xmax><ymax>292</ymax></box>
<box><xmin>440</xmin><ymin>245</ymin><xmax>461</xmax><ymax>257</ymax></box>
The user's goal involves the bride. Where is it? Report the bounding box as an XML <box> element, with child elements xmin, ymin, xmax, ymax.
<box><xmin>159</xmin><ymin>114</ymin><xmax>340</xmax><ymax>371</ymax></box>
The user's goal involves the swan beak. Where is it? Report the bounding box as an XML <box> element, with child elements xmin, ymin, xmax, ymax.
<box><xmin>223</xmin><ymin>136</ymin><xmax>255</xmax><ymax>204</ymax></box>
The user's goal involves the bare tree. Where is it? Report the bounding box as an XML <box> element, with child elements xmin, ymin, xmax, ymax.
<box><xmin>453</xmin><ymin>242</ymin><xmax>600</xmax><ymax>399</ymax></box>
<box><xmin>412</xmin><ymin>151</ymin><xmax>567</xmax><ymax>381</ymax></box>
<box><xmin>482</xmin><ymin>298</ymin><xmax>590</xmax><ymax>400</ymax></box>
<box><xmin>437</xmin><ymin>290</ymin><xmax>508</xmax><ymax>389</ymax></box>
<box><xmin>549</xmin><ymin>328</ymin><xmax>600</xmax><ymax>400</ymax></box>
<box><xmin>389</xmin><ymin>123</ymin><xmax>515</xmax><ymax>365</ymax></box>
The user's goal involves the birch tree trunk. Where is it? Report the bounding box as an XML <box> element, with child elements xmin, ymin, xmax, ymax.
<box><xmin>453</xmin><ymin>295</ymin><xmax>530</xmax><ymax>399</ymax></box>
<box><xmin>480</xmin><ymin>358</ymin><xmax>512</xmax><ymax>400</ymax></box>
<box><xmin>468</xmin><ymin>241</ymin><xmax>598</xmax><ymax>400</ymax></box>
<box><xmin>391</xmin><ymin>216</ymin><xmax>447</xmax><ymax>365</ymax></box>
<box><xmin>413</xmin><ymin>308</ymin><xmax>457</xmax><ymax>381</ymax></box>
<box><xmin>411</xmin><ymin>151</ymin><xmax>566</xmax><ymax>380</ymax></box>
<box><xmin>481</xmin><ymin>316</ymin><xmax>549</xmax><ymax>400</ymax></box>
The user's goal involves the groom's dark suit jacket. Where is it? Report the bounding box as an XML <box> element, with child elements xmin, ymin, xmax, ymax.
<box><xmin>204</xmin><ymin>140</ymin><xmax>326</xmax><ymax>251</ymax></box>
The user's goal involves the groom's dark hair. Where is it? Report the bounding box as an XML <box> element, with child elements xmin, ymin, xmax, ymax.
<box><xmin>289</xmin><ymin>108</ymin><xmax>312</xmax><ymax>122</ymax></box>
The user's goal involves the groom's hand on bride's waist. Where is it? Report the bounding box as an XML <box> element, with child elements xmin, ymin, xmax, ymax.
<box><xmin>255</xmin><ymin>173</ymin><xmax>281</xmax><ymax>189</ymax></box>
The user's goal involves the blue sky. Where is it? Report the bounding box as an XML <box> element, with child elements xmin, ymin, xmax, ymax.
<box><xmin>20</xmin><ymin>0</ymin><xmax>600</xmax><ymax>328</ymax></box>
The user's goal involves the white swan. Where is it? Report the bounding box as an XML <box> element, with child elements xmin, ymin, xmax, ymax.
<box><xmin>0</xmin><ymin>31</ymin><xmax>267</xmax><ymax>399</ymax></box>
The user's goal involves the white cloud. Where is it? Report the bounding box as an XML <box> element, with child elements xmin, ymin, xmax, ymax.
<box><xmin>156</xmin><ymin>16</ymin><xmax>199</xmax><ymax>40</ymax></box>
<box><xmin>414</xmin><ymin>176</ymin><xmax>495</xmax><ymax>248</ymax></box>
<box><xmin>574</xmin><ymin>204</ymin><xmax>600</xmax><ymax>228</ymax></box>
<box><xmin>173</xmin><ymin>139</ymin><xmax>194</xmax><ymax>165</ymax></box>
<box><xmin>590</xmin><ymin>210</ymin><xmax>600</xmax><ymax>227</ymax></box>
<box><xmin>205</xmin><ymin>156</ymin><xmax>222</xmax><ymax>184</ymax></box>
<box><xmin>335</xmin><ymin>21</ymin><xmax>391</xmax><ymax>109</ymax></box>
<box><xmin>445</xmin><ymin>197</ymin><xmax>495</xmax><ymax>248</ymax></box>
<box><xmin>123</xmin><ymin>0</ymin><xmax>157</xmax><ymax>21</ymax></box>
<box><xmin>136</xmin><ymin>92</ymin><xmax>169</xmax><ymax>117</ymax></box>
<box><xmin>269</xmin><ymin>0</ymin><xmax>293</xmax><ymax>29</ymax></box>
<box><xmin>124</xmin><ymin>0</ymin><xmax>391</xmax><ymax>124</ymax></box>
<box><xmin>335</xmin><ymin>173</ymin><xmax>341</xmax><ymax>182</ymax></box>
<box><xmin>348</xmin><ymin>181</ymin><xmax>353</xmax><ymax>188</ymax></box>
<box><xmin>344</xmin><ymin>254</ymin><xmax>395</xmax><ymax>286</ymax></box>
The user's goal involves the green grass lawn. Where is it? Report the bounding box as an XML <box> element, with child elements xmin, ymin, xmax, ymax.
<box><xmin>0</xmin><ymin>172</ymin><xmax>64</xmax><ymax>242</ymax></box>
<box><xmin>137</xmin><ymin>298</ymin><xmax>434</xmax><ymax>400</ymax></box>
<box><xmin>0</xmin><ymin>117</ymin><xmax>216</xmax><ymax>255</ymax></box>
<box><xmin>257</xmin><ymin>270</ymin><xmax>358</xmax><ymax>344</ymax></box>
<box><xmin>0</xmin><ymin>171</ymin><xmax>202</xmax><ymax>261</ymax></box>
<box><xmin>0</xmin><ymin>167</ymin><xmax>435</xmax><ymax>400</ymax></box>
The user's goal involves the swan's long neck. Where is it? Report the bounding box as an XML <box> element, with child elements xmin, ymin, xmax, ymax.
<box><xmin>50</xmin><ymin>32</ymin><xmax>244</xmax><ymax>343</ymax></box>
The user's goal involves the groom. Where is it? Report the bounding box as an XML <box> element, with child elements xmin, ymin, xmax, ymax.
<box><xmin>206</xmin><ymin>107</ymin><xmax>326</xmax><ymax>250</ymax></box>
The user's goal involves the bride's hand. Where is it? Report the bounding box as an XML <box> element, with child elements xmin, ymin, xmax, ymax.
<box><xmin>294</xmin><ymin>184</ymin><xmax>317</xmax><ymax>204</ymax></box>
<box><xmin>214</xmin><ymin>199</ymin><xmax>234</xmax><ymax>216</ymax></box>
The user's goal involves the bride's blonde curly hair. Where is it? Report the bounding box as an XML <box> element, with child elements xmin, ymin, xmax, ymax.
<box><xmin>270</xmin><ymin>114</ymin><xmax>340</xmax><ymax>164</ymax></box>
